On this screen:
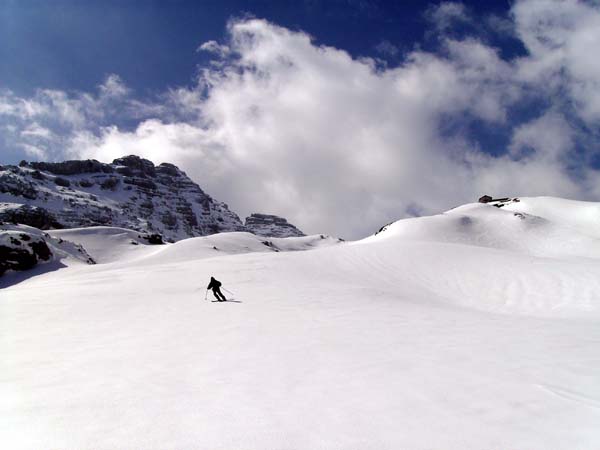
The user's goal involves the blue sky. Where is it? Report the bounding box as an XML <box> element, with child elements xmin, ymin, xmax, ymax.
<box><xmin>2</xmin><ymin>0</ymin><xmax>516</xmax><ymax>96</ymax></box>
<box><xmin>1</xmin><ymin>0</ymin><xmax>600</xmax><ymax>238</ymax></box>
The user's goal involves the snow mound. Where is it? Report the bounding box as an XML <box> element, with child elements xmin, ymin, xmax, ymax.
<box><xmin>270</xmin><ymin>234</ymin><xmax>344</xmax><ymax>251</ymax></box>
<box><xmin>40</xmin><ymin>227</ymin><xmax>344</xmax><ymax>267</ymax></box>
<box><xmin>366</xmin><ymin>199</ymin><xmax>600</xmax><ymax>259</ymax></box>
<box><xmin>353</xmin><ymin>197</ymin><xmax>600</xmax><ymax>316</ymax></box>
<box><xmin>48</xmin><ymin>227</ymin><xmax>164</xmax><ymax>263</ymax></box>
<box><xmin>502</xmin><ymin>196</ymin><xmax>600</xmax><ymax>239</ymax></box>
<box><xmin>138</xmin><ymin>232</ymin><xmax>344</xmax><ymax>265</ymax></box>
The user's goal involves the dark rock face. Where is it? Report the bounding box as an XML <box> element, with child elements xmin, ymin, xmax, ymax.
<box><xmin>79</xmin><ymin>179</ymin><xmax>94</xmax><ymax>188</ymax></box>
<box><xmin>245</xmin><ymin>213</ymin><xmax>305</xmax><ymax>238</ymax></box>
<box><xmin>478</xmin><ymin>196</ymin><xmax>516</xmax><ymax>207</ymax></box>
<box><xmin>27</xmin><ymin>159</ymin><xmax>113</xmax><ymax>175</ymax></box>
<box><xmin>100</xmin><ymin>177</ymin><xmax>120</xmax><ymax>190</ymax></box>
<box><xmin>54</xmin><ymin>177</ymin><xmax>71</xmax><ymax>187</ymax></box>
<box><xmin>0</xmin><ymin>232</ymin><xmax>52</xmax><ymax>276</ymax></box>
<box><xmin>123</xmin><ymin>177</ymin><xmax>157</xmax><ymax>190</ymax></box>
<box><xmin>0</xmin><ymin>172</ymin><xmax>37</xmax><ymax>199</ymax></box>
<box><xmin>0</xmin><ymin>205</ymin><xmax>63</xmax><ymax>230</ymax></box>
<box><xmin>29</xmin><ymin>239</ymin><xmax>52</xmax><ymax>261</ymax></box>
<box><xmin>142</xmin><ymin>233</ymin><xmax>164</xmax><ymax>245</ymax></box>
<box><xmin>113</xmin><ymin>155</ymin><xmax>156</xmax><ymax>177</ymax></box>
<box><xmin>2</xmin><ymin>155</ymin><xmax>246</xmax><ymax>241</ymax></box>
<box><xmin>156</xmin><ymin>163</ymin><xmax>180</xmax><ymax>176</ymax></box>
<box><xmin>30</xmin><ymin>170</ymin><xmax>45</xmax><ymax>180</ymax></box>
<box><xmin>0</xmin><ymin>225</ymin><xmax>96</xmax><ymax>277</ymax></box>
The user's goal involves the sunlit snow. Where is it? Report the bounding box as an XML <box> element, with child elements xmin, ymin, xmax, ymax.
<box><xmin>1</xmin><ymin>197</ymin><xmax>599</xmax><ymax>449</ymax></box>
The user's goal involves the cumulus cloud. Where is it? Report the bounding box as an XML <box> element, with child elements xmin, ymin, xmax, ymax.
<box><xmin>513</xmin><ymin>0</ymin><xmax>600</xmax><ymax>122</ymax></box>
<box><xmin>2</xmin><ymin>0</ymin><xmax>600</xmax><ymax>238</ymax></box>
<box><xmin>509</xmin><ymin>112</ymin><xmax>575</xmax><ymax>162</ymax></box>
<box><xmin>0</xmin><ymin>74</ymin><xmax>159</xmax><ymax>161</ymax></box>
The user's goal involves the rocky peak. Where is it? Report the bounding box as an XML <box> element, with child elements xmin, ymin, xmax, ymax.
<box><xmin>156</xmin><ymin>162</ymin><xmax>181</xmax><ymax>177</ymax></box>
<box><xmin>1</xmin><ymin>156</ymin><xmax>246</xmax><ymax>242</ymax></box>
<box><xmin>245</xmin><ymin>213</ymin><xmax>305</xmax><ymax>238</ymax></box>
<box><xmin>112</xmin><ymin>155</ymin><xmax>156</xmax><ymax>177</ymax></box>
<box><xmin>25</xmin><ymin>159</ymin><xmax>113</xmax><ymax>175</ymax></box>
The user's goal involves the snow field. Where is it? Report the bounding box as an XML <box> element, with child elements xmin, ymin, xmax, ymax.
<box><xmin>1</xmin><ymin>197</ymin><xmax>600</xmax><ymax>449</ymax></box>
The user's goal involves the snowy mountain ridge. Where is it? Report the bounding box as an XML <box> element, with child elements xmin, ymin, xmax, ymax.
<box><xmin>0</xmin><ymin>156</ymin><xmax>306</xmax><ymax>241</ymax></box>
<box><xmin>367</xmin><ymin>196</ymin><xmax>600</xmax><ymax>258</ymax></box>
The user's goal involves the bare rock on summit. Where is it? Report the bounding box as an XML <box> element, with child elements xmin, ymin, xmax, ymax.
<box><xmin>1</xmin><ymin>155</ymin><xmax>246</xmax><ymax>242</ymax></box>
<box><xmin>245</xmin><ymin>213</ymin><xmax>305</xmax><ymax>238</ymax></box>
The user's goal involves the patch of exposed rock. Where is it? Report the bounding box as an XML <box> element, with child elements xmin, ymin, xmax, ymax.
<box><xmin>0</xmin><ymin>225</ymin><xmax>95</xmax><ymax>277</ymax></box>
<box><xmin>245</xmin><ymin>213</ymin><xmax>305</xmax><ymax>238</ymax></box>
<box><xmin>0</xmin><ymin>204</ymin><xmax>63</xmax><ymax>230</ymax></box>
<box><xmin>0</xmin><ymin>231</ymin><xmax>52</xmax><ymax>276</ymax></box>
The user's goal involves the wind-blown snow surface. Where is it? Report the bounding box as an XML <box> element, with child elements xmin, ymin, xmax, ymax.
<box><xmin>2</xmin><ymin>197</ymin><xmax>600</xmax><ymax>449</ymax></box>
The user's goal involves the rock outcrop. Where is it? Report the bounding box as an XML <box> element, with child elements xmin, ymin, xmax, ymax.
<box><xmin>0</xmin><ymin>224</ymin><xmax>95</xmax><ymax>277</ymax></box>
<box><xmin>1</xmin><ymin>156</ymin><xmax>246</xmax><ymax>242</ymax></box>
<box><xmin>0</xmin><ymin>231</ymin><xmax>51</xmax><ymax>276</ymax></box>
<box><xmin>478</xmin><ymin>195</ymin><xmax>513</xmax><ymax>205</ymax></box>
<box><xmin>245</xmin><ymin>213</ymin><xmax>305</xmax><ymax>238</ymax></box>
<box><xmin>0</xmin><ymin>204</ymin><xmax>63</xmax><ymax>230</ymax></box>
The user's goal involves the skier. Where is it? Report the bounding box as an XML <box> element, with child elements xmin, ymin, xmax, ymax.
<box><xmin>207</xmin><ymin>276</ymin><xmax>227</xmax><ymax>302</ymax></box>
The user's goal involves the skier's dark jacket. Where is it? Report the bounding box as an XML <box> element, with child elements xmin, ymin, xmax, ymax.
<box><xmin>207</xmin><ymin>277</ymin><xmax>221</xmax><ymax>290</ymax></box>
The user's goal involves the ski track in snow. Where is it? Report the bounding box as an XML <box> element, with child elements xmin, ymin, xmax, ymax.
<box><xmin>2</xmin><ymin>197</ymin><xmax>600</xmax><ymax>449</ymax></box>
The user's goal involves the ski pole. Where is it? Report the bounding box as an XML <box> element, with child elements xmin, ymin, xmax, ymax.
<box><xmin>204</xmin><ymin>289</ymin><xmax>208</xmax><ymax>301</ymax></box>
<box><xmin>223</xmin><ymin>287</ymin><xmax>234</xmax><ymax>295</ymax></box>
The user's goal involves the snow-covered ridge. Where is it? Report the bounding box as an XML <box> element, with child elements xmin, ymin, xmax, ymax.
<box><xmin>46</xmin><ymin>227</ymin><xmax>344</xmax><ymax>266</ymax></box>
<box><xmin>352</xmin><ymin>196</ymin><xmax>600</xmax><ymax>316</ymax></box>
<box><xmin>1</xmin><ymin>156</ymin><xmax>321</xmax><ymax>241</ymax></box>
<box><xmin>0</xmin><ymin>155</ymin><xmax>246</xmax><ymax>242</ymax></box>
<box><xmin>366</xmin><ymin>196</ymin><xmax>600</xmax><ymax>259</ymax></box>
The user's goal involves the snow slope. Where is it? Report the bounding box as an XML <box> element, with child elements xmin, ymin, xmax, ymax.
<box><xmin>1</xmin><ymin>197</ymin><xmax>599</xmax><ymax>449</ymax></box>
<box><xmin>367</xmin><ymin>200</ymin><xmax>600</xmax><ymax>259</ymax></box>
<box><xmin>48</xmin><ymin>227</ymin><xmax>165</xmax><ymax>264</ymax></box>
<box><xmin>46</xmin><ymin>227</ymin><xmax>343</xmax><ymax>265</ymax></box>
<box><xmin>502</xmin><ymin>196</ymin><xmax>600</xmax><ymax>239</ymax></box>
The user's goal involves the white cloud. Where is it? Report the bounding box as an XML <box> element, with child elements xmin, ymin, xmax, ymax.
<box><xmin>98</xmin><ymin>74</ymin><xmax>130</xmax><ymax>99</ymax></box>
<box><xmin>21</xmin><ymin>122</ymin><xmax>53</xmax><ymax>139</ymax></box>
<box><xmin>425</xmin><ymin>2</ymin><xmax>471</xmax><ymax>33</ymax></box>
<box><xmin>198</xmin><ymin>40</ymin><xmax>231</xmax><ymax>57</ymax></box>
<box><xmin>514</xmin><ymin>0</ymin><xmax>600</xmax><ymax>122</ymax></box>
<box><xmin>19</xmin><ymin>143</ymin><xmax>48</xmax><ymax>159</ymax></box>
<box><xmin>509</xmin><ymin>111</ymin><xmax>575</xmax><ymax>162</ymax></box>
<box><xmin>2</xmin><ymin>2</ymin><xmax>600</xmax><ymax>238</ymax></box>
